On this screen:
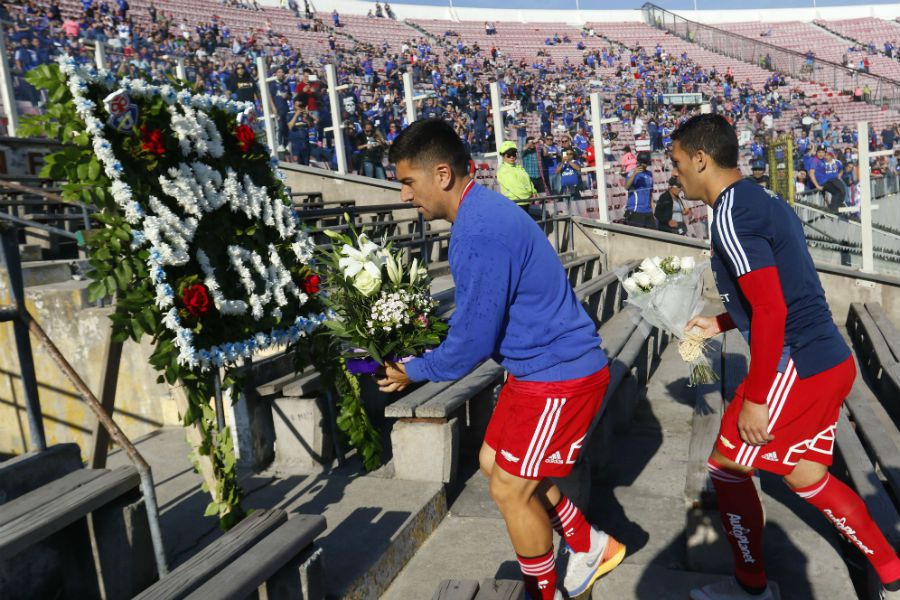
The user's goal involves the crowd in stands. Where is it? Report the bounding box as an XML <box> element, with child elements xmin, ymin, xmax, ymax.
<box><xmin>5</xmin><ymin>0</ymin><xmax>900</xmax><ymax>231</ymax></box>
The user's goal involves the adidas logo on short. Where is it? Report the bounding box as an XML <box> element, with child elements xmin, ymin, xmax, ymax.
<box><xmin>762</xmin><ymin>451</ymin><xmax>779</xmax><ymax>462</ymax></box>
<box><xmin>545</xmin><ymin>451</ymin><xmax>564</xmax><ymax>464</ymax></box>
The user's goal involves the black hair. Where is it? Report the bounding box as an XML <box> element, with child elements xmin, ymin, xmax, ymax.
<box><xmin>637</xmin><ymin>151</ymin><xmax>652</xmax><ymax>165</ymax></box>
<box><xmin>388</xmin><ymin>118</ymin><xmax>470</xmax><ymax>178</ymax></box>
<box><xmin>670</xmin><ymin>114</ymin><xmax>738</xmax><ymax>169</ymax></box>
<box><xmin>667</xmin><ymin>176</ymin><xmax>679</xmax><ymax>187</ymax></box>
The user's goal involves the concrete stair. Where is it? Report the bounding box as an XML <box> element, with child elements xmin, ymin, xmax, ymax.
<box><xmin>107</xmin><ymin>428</ymin><xmax>446</xmax><ymax>600</ymax></box>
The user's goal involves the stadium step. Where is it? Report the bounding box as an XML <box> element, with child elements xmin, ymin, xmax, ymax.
<box><xmin>106</xmin><ymin>427</ymin><xmax>446</xmax><ymax>600</ymax></box>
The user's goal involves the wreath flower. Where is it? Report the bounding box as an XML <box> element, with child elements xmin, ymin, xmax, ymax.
<box><xmin>140</xmin><ymin>125</ymin><xmax>166</xmax><ymax>156</ymax></box>
<box><xmin>235</xmin><ymin>124</ymin><xmax>255</xmax><ymax>153</ymax></box>
<box><xmin>182</xmin><ymin>283</ymin><xmax>211</xmax><ymax>317</ymax></box>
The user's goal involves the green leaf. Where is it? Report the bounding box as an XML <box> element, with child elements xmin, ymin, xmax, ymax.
<box><xmin>87</xmin><ymin>280</ymin><xmax>107</xmax><ymax>302</ymax></box>
<box><xmin>204</xmin><ymin>502</ymin><xmax>220</xmax><ymax>517</ymax></box>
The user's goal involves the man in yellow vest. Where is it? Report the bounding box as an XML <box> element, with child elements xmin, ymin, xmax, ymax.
<box><xmin>496</xmin><ymin>140</ymin><xmax>537</xmax><ymax>211</ymax></box>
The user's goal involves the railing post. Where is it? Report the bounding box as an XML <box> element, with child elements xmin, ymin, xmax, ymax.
<box><xmin>94</xmin><ymin>40</ymin><xmax>107</xmax><ymax>71</ymax></box>
<box><xmin>325</xmin><ymin>64</ymin><xmax>348</xmax><ymax>175</ymax></box>
<box><xmin>857</xmin><ymin>121</ymin><xmax>875</xmax><ymax>273</ymax></box>
<box><xmin>489</xmin><ymin>81</ymin><xmax>505</xmax><ymax>167</ymax></box>
<box><xmin>590</xmin><ymin>92</ymin><xmax>610</xmax><ymax>223</ymax></box>
<box><xmin>402</xmin><ymin>71</ymin><xmax>417</xmax><ymax>125</ymax></box>
<box><xmin>0</xmin><ymin>223</ymin><xmax>45</xmax><ymax>450</ymax></box>
<box><xmin>0</xmin><ymin>26</ymin><xmax>19</xmax><ymax>137</ymax></box>
<box><xmin>255</xmin><ymin>56</ymin><xmax>278</xmax><ymax>161</ymax></box>
<box><xmin>176</xmin><ymin>57</ymin><xmax>187</xmax><ymax>82</ymax></box>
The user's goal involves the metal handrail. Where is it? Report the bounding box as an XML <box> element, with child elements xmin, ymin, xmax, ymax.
<box><xmin>0</xmin><ymin>223</ymin><xmax>168</xmax><ymax>576</ymax></box>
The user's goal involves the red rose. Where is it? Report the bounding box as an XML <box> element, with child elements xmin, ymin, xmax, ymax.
<box><xmin>303</xmin><ymin>274</ymin><xmax>320</xmax><ymax>295</ymax></box>
<box><xmin>140</xmin><ymin>125</ymin><xmax>166</xmax><ymax>156</ymax></box>
<box><xmin>235</xmin><ymin>124</ymin><xmax>256</xmax><ymax>153</ymax></box>
<box><xmin>182</xmin><ymin>284</ymin><xmax>210</xmax><ymax>317</ymax></box>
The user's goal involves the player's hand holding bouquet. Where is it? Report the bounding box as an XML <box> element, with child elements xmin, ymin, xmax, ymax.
<box><xmin>318</xmin><ymin>224</ymin><xmax>448</xmax><ymax>376</ymax></box>
<box><xmin>619</xmin><ymin>255</ymin><xmax>717</xmax><ymax>385</ymax></box>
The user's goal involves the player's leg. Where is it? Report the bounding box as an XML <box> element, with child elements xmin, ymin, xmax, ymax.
<box><xmin>691</xmin><ymin>378</ymin><xmax>780</xmax><ymax>600</ymax></box>
<box><xmin>786</xmin><ymin>459</ymin><xmax>900</xmax><ymax>590</ymax></box>
<box><xmin>481</xmin><ymin>443</ymin><xmax>589</xmax><ymax>553</ymax></box>
<box><xmin>489</xmin><ymin>465</ymin><xmax>560</xmax><ymax>600</ymax></box>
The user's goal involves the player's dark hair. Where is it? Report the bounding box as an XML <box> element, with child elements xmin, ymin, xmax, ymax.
<box><xmin>388</xmin><ymin>118</ymin><xmax>470</xmax><ymax>178</ymax></box>
<box><xmin>671</xmin><ymin>114</ymin><xmax>739</xmax><ymax>169</ymax></box>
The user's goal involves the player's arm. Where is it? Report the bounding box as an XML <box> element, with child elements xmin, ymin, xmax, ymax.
<box><xmin>398</xmin><ymin>235</ymin><xmax>513</xmax><ymax>384</ymax></box>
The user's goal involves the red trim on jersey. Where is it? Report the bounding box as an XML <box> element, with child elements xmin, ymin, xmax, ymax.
<box><xmin>458</xmin><ymin>179</ymin><xmax>475</xmax><ymax>208</ymax></box>
<box><xmin>738</xmin><ymin>266</ymin><xmax>788</xmax><ymax>404</ymax></box>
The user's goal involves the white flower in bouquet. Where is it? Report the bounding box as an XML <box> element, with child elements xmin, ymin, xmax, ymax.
<box><xmin>648</xmin><ymin>269</ymin><xmax>667</xmax><ymax>287</ymax></box>
<box><xmin>651</xmin><ymin>256</ymin><xmax>663</xmax><ymax>267</ymax></box>
<box><xmin>408</xmin><ymin>258</ymin><xmax>428</xmax><ymax>285</ymax></box>
<box><xmin>633</xmin><ymin>271</ymin><xmax>653</xmax><ymax>290</ymax></box>
<box><xmin>622</xmin><ymin>276</ymin><xmax>640</xmax><ymax>295</ymax></box>
<box><xmin>639</xmin><ymin>257</ymin><xmax>660</xmax><ymax>275</ymax></box>
<box><xmin>338</xmin><ymin>234</ymin><xmax>384</xmax><ymax>279</ymax></box>
<box><xmin>383</xmin><ymin>250</ymin><xmax>403</xmax><ymax>286</ymax></box>
<box><xmin>681</xmin><ymin>256</ymin><xmax>696</xmax><ymax>272</ymax></box>
<box><xmin>353</xmin><ymin>269</ymin><xmax>382</xmax><ymax>297</ymax></box>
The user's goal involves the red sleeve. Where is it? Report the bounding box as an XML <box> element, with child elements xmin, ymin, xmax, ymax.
<box><xmin>737</xmin><ymin>266</ymin><xmax>788</xmax><ymax>405</ymax></box>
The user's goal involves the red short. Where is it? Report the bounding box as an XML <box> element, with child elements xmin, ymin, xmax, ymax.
<box><xmin>716</xmin><ymin>355</ymin><xmax>856</xmax><ymax>476</ymax></box>
<box><xmin>484</xmin><ymin>366</ymin><xmax>610</xmax><ymax>480</ymax></box>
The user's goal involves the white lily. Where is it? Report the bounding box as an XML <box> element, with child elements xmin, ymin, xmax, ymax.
<box><xmin>681</xmin><ymin>256</ymin><xmax>696</xmax><ymax>272</ymax></box>
<box><xmin>384</xmin><ymin>250</ymin><xmax>402</xmax><ymax>286</ymax></box>
<box><xmin>338</xmin><ymin>235</ymin><xmax>385</xmax><ymax>278</ymax></box>
<box><xmin>409</xmin><ymin>258</ymin><xmax>419</xmax><ymax>284</ymax></box>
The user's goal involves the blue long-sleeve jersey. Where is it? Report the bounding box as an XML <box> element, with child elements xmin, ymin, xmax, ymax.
<box><xmin>405</xmin><ymin>183</ymin><xmax>607</xmax><ymax>383</ymax></box>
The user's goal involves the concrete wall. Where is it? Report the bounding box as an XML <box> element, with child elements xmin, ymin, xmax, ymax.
<box><xmin>572</xmin><ymin>218</ymin><xmax>900</xmax><ymax>325</ymax></box>
<box><xmin>0</xmin><ymin>272</ymin><xmax>181</xmax><ymax>458</ymax></box>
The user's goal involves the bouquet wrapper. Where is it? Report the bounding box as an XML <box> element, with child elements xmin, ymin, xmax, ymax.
<box><xmin>617</xmin><ymin>261</ymin><xmax>718</xmax><ymax>385</ymax></box>
<box><xmin>623</xmin><ymin>263</ymin><xmax>708</xmax><ymax>339</ymax></box>
<box><xmin>345</xmin><ymin>352</ymin><xmax>416</xmax><ymax>376</ymax></box>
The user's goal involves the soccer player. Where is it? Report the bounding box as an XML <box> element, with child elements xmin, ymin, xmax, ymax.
<box><xmin>670</xmin><ymin>114</ymin><xmax>900</xmax><ymax>600</ymax></box>
<box><xmin>377</xmin><ymin>119</ymin><xmax>625</xmax><ymax>600</ymax></box>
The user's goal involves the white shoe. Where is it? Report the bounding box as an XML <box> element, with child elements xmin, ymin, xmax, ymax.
<box><xmin>561</xmin><ymin>527</ymin><xmax>626</xmax><ymax>598</ymax></box>
<box><xmin>690</xmin><ymin>578</ymin><xmax>781</xmax><ymax>600</ymax></box>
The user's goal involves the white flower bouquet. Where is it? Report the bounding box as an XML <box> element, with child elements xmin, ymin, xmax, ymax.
<box><xmin>318</xmin><ymin>225</ymin><xmax>448</xmax><ymax>375</ymax></box>
<box><xmin>619</xmin><ymin>255</ymin><xmax>717</xmax><ymax>385</ymax></box>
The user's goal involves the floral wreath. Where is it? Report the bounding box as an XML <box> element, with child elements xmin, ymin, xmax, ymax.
<box><xmin>23</xmin><ymin>57</ymin><xmax>331</xmax><ymax>526</ymax></box>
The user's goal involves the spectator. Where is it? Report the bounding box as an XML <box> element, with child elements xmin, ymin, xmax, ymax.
<box><xmin>229</xmin><ymin>63</ymin><xmax>256</xmax><ymax>103</ymax></box>
<box><xmin>355</xmin><ymin>121</ymin><xmax>387</xmax><ymax>179</ymax></box>
<box><xmin>332</xmin><ymin>9</ymin><xmax>340</xmax><ymax>27</ymax></box>
<box><xmin>748</xmin><ymin>159</ymin><xmax>769</xmax><ymax>187</ymax></box>
<box><xmin>619</xmin><ymin>145</ymin><xmax>637</xmax><ymax>175</ymax></box>
<box><xmin>286</xmin><ymin>99</ymin><xmax>310</xmax><ymax>164</ymax></box>
<box><xmin>809</xmin><ymin>149</ymin><xmax>845</xmax><ymax>212</ymax></box>
<box><xmin>555</xmin><ymin>147</ymin><xmax>582</xmax><ymax>203</ymax></box>
<box><xmin>795</xmin><ymin>170</ymin><xmax>808</xmax><ymax>195</ymax></box>
<box><xmin>655</xmin><ymin>177</ymin><xmax>687</xmax><ymax>235</ymax></box>
<box><xmin>497</xmin><ymin>141</ymin><xmax>536</xmax><ymax>210</ymax></box>
<box><xmin>521</xmin><ymin>137</ymin><xmax>544</xmax><ymax>194</ymax></box>
<box><xmin>623</xmin><ymin>152</ymin><xmax>655</xmax><ymax>229</ymax></box>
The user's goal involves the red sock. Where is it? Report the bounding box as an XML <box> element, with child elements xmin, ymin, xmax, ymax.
<box><xmin>794</xmin><ymin>473</ymin><xmax>900</xmax><ymax>585</ymax></box>
<box><xmin>547</xmin><ymin>496</ymin><xmax>592</xmax><ymax>553</ymax></box>
<box><xmin>707</xmin><ymin>459</ymin><xmax>768</xmax><ymax>590</ymax></box>
<box><xmin>517</xmin><ymin>548</ymin><xmax>557</xmax><ymax>600</ymax></box>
